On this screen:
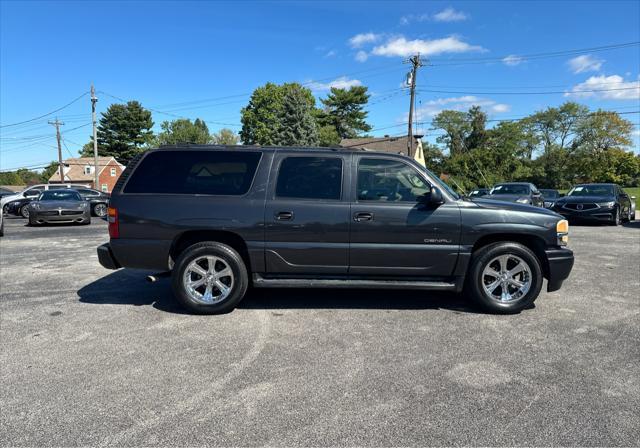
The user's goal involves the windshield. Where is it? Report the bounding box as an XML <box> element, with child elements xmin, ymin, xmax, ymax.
<box><xmin>423</xmin><ymin>167</ymin><xmax>460</xmax><ymax>199</ymax></box>
<box><xmin>490</xmin><ymin>184</ymin><xmax>530</xmax><ymax>195</ymax></box>
<box><xmin>540</xmin><ymin>189</ymin><xmax>559</xmax><ymax>198</ymax></box>
<box><xmin>39</xmin><ymin>190</ymin><xmax>83</xmax><ymax>201</ymax></box>
<box><xmin>567</xmin><ymin>185</ymin><xmax>614</xmax><ymax>197</ymax></box>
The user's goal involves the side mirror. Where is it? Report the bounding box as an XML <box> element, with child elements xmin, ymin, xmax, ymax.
<box><xmin>559</xmin><ymin>193</ymin><xmax>565</xmax><ymax>197</ymax></box>
<box><xmin>418</xmin><ymin>187</ymin><xmax>444</xmax><ymax>206</ymax></box>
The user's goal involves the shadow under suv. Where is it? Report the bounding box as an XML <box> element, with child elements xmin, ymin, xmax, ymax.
<box><xmin>97</xmin><ymin>145</ymin><xmax>574</xmax><ymax>315</ymax></box>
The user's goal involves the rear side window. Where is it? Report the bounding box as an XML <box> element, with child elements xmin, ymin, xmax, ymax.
<box><xmin>124</xmin><ymin>150</ymin><xmax>262</xmax><ymax>195</ymax></box>
<box><xmin>276</xmin><ymin>156</ymin><xmax>343</xmax><ymax>200</ymax></box>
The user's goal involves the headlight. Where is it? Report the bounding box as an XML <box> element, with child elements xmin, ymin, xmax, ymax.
<box><xmin>556</xmin><ymin>219</ymin><xmax>569</xmax><ymax>246</ymax></box>
<box><xmin>598</xmin><ymin>201</ymin><xmax>615</xmax><ymax>208</ymax></box>
<box><xmin>31</xmin><ymin>203</ymin><xmax>40</xmax><ymax>210</ymax></box>
<box><xmin>516</xmin><ymin>198</ymin><xmax>530</xmax><ymax>204</ymax></box>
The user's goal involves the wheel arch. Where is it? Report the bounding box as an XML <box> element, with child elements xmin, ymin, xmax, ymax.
<box><xmin>471</xmin><ymin>233</ymin><xmax>550</xmax><ymax>279</ymax></box>
<box><xmin>169</xmin><ymin>230</ymin><xmax>252</xmax><ymax>275</ymax></box>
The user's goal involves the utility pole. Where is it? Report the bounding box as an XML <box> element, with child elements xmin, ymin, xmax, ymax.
<box><xmin>91</xmin><ymin>84</ymin><xmax>99</xmax><ymax>188</ymax></box>
<box><xmin>48</xmin><ymin>118</ymin><xmax>64</xmax><ymax>182</ymax></box>
<box><xmin>405</xmin><ymin>54</ymin><xmax>424</xmax><ymax>157</ymax></box>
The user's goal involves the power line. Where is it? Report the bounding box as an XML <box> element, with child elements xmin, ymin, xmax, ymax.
<box><xmin>416</xmin><ymin>86</ymin><xmax>639</xmax><ymax>95</ymax></box>
<box><xmin>0</xmin><ymin>92</ymin><xmax>89</xmax><ymax>128</ymax></box>
<box><xmin>429</xmin><ymin>41</ymin><xmax>640</xmax><ymax>66</ymax></box>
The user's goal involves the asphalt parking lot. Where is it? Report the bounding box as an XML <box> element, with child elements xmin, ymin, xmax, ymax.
<box><xmin>1</xmin><ymin>216</ymin><xmax>639</xmax><ymax>446</ymax></box>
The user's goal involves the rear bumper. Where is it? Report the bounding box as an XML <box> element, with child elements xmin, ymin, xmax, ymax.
<box><xmin>545</xmin><ymin>247</ymin><xmax>574</xmax><ymax>292</ymax></box>
<box><xmin>98</xmin><ymin>243</ymin><xmax>121</xmax><ymax>270</ymax></box>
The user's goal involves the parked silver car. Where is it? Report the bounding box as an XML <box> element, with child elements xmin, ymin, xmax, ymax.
<box><xmin>28</xmin><ymin>190</ymin><xmax>91</xmax><ymax>226</ymax></box>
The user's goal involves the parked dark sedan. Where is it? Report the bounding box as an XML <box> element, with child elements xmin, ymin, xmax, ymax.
<box><xmin>552</xmin><ymin>183</ymin><xmax>633</xmax><ymax>225</ymax></box>
<box><xmin>28</xmin><ymin>190</ymin><xmax>91</xmax><ymax>226</ymax></box>
<box><xmin>5</xmin><ymin>197</ymin><xmax>34</xmax><ymax>218</ymax></box>
<box><xmin>75</xmin><ymin>187</ymin><xmax>110</xmax><ymax>217</ymax></box>
<box><xmin>468</xmin><ymin>188</ymin><xmax>490</xmax><ymax>198</ymax></box>
<box><xmin>540</xmin><ymin>188</ymin><xmax>562</xmax><ymax>209</ymax></box>
<box><xmin>482</xmin><ymin>183</ymin><xmax>544</xmax><ymax>207</ymax></box>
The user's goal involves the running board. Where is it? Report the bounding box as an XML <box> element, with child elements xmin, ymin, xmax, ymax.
<box><xmin>252</xmin><ymin>274</ymin><xmax>463</xmax><ymax>292</ymax></box>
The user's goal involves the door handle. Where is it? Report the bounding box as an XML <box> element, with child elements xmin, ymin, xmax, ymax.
<box><xmin>275</xmin><ymin>211</ymin><xmax>294</xmax><ymax>221</ymax></box>
<box><xmin>354</xmin><ymin>212</ymin><xmax>374</xmax><ymax>222</ymax></box>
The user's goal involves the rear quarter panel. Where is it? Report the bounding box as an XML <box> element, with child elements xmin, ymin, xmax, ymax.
<box><xmin>109</xmin><ymin>151</ymin><xmax>273</xmax><ymax>271</ymax></box>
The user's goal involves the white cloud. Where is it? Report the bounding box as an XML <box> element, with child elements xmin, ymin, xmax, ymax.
<box><xmin>324</xmin><ymin>50</ymin><xmax>336</xmax><ymax>58</ymax></box>
<box><xmin>567</xmin><ymin>54</ymin><xmax>604</xmax><ymax>74</ymax></box>
<box><xmin>564</xmin><ymin>74</ymin><xmax>640</xmax><ymax>100</ymax></box>
<box><xmin>433</xmin><ymin>7</ymin><xmax>468</xmax><ymax>22</ymax></box>
<box><xmin>400</xmin><ymin>13</ymin><xmax>430</xmax><ymax>25</ymax></box>
<box><xmin>348</xmin><ymin>33</ymin><xmax>380</xmax><ymax>48</ymax></box>
<box><xmin>414</xmin><ymin>95</ymin><xmax>510</xmax><ymax>120</ymax></box>
<box><xmin>306</xmin><ymin>76</ymin><xmax>362</xmax><ymax>92</ymax></box>
<box><xmin>372</xmin><ymin>36</ymin><xmax>485</xmax><ymax>58</ymax></box>
<box><xmin>502</xmin><ymin>55</ymin><xmax>523</xmax><ymax>66</ymax></box>
<box><xmin>355</xmin><ymin>50</ymin><xmax>368</xmax><ymax>62</ymax></box>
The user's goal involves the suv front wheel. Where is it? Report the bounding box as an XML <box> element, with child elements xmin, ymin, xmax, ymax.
<box><xmin>172</xmin><ymin>242</ymin><xmax>249</xmax><ymax>314</ymax></box>
<box><xmin>467</xmin><ymin>242</ymin><xmax>543</xmax><ymax>314</ymax></box>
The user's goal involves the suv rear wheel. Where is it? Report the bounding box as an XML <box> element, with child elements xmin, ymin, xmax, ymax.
<box><xmin>467</xmin><ymin>242</ymin><xmax>543</xmax><ymax>314</ymax></box>
<box><xmin>171</xmin><ymin>241</ymin><xmax>249</xmax><ymax>314</ymax></box>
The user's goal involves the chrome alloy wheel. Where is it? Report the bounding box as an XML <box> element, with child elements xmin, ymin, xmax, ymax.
<box><xmin>93</xmin><ymin>203</ymin><xmax>107</xmax><ymax>217</ymax></box>
<box><xmin>481</xmin><ymin>254</ymin><xmax>532</xmax><ymax>302</ymax></box>
<box><xmin>182</xmin><ymin>255</ymin><xmax>234</xmax><ymax>305</ymax></box>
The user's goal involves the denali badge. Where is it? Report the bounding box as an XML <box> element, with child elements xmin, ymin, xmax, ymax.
<box><xmin>424</xmin><ymin>238</ymin><xmax>452</xmax><ymax>244</ymax></box>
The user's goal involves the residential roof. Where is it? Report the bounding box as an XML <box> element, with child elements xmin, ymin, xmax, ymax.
<box><xmin>339</xmin><ymin>136</ymin><xmax>409</xmax><ymax>154</ymax></box>
<box><xmin>48</xmin><ymin>157</ymin><xmax>123</xmax><ymax>183</ymax></box>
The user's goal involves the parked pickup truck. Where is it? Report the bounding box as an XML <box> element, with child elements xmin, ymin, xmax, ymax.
<box><xmin>97</xmin><ymin>146</ymin><xmax>574</xmax><ymax>314</ymax></box>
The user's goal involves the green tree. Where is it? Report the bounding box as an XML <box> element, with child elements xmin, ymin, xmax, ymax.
<box><xmin>211</xmin><ymin>128</ymin><xmax>239</xmax><ymax>145</ymax></box>
<box><xmin>318</xmin><ymin>86</ymin><xmax>372</xmax><ymax>139</ymax></box>
<box><xmin>40</xmin><ymin>161</ymin><xmax>61</xmax><ymax>183</ymax></box>
<box><xmin>277</xmin><ymin>84</ymin><xmax>318</xmax><ymax>146</ymax></box>
<box><xmin>15</xmin><ymin>168</ymin><xmax>41</xmax><ymax>185</ymax></box>
<box><xmin>317</xmin><ymin>125</ymin><xmax>341</xmax><ymax>147</ymax></box>
<box><xmin>240</xmin><ymin>83</ymin><xmax>286</xmax><ymax>145</ymax></box>
<box><xmin>97</xmin><ymin>101</ymin><xmax>154</xmax><ymax>162</ymax></box>
<box><xmin>156</xmin><ymin>118</ymin><xmax>210</xmax><ymax>145</ymax></box>
<box><xmin>240</xmin><ymin>82</ymin><xmax>317</xmax><ymax>146</ymax></box>
<box><xmin>465</xmin><ymin>105</ymin><xmax>488</xmax><ymax>151</ymax></box>
<box><xmin>0</xmin><ymin>171</ymin><xmax>23</xmax><ymax>185</ymax></box>
<box><xmin>432</xmin><ymin>110</ymin><xmax>471</xmax><ymax>155</ymax></box>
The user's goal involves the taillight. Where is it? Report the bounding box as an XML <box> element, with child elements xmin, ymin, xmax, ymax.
<box><xmin>108</xmin><ymin>207</ymin><xmax>119</xmax><ymax>239</ymax></box>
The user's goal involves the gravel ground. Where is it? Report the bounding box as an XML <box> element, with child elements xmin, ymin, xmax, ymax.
<box><xmin>1</xmin><ymin>216</ymin><xmax>639</xmax><ymax>446</ymax></box>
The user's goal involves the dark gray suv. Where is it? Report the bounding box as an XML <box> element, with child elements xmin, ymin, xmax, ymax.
<box><xmin>97</xmin><ymin>146</ymin><xmax>574</xmax><ymax>314</ymax></box>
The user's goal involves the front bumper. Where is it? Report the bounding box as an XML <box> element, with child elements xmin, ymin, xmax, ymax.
<box><xmin>555</xmin><ymin>206</ymin><xmax>615</xmax><ymax>222</ymax></box>
<box><xmin>32</xmin><ymin>210</ymin><xmax>90</xmax><ymax>224</ymax></box>
<box><xmin>98</xmin><ymin>243</ymin><xmax>121</xmax><ymax>270</ymax></box>
<box><xmin>545</xmin><ymin>247</ymin><xmax>574</xmax><ymax>292</ymax></box>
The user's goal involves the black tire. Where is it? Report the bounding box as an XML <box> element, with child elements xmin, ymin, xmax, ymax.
<box><xmin>27</xmin><ymin>215</ymin><xmax>38</xmax><ymax>226</ymax></box>
<box><xmin>171</xmin><ymin>241</ymin><xmax>249</xmax><ymax>314</ymax></box>
<box><xmin>610</xmin><ymin>207</ymin><xmax>621</xmax><ymax>226</ymax></box>
<box><xmin>92</xmin><ymin>203</ymin><xmax>107</xmax><ymax>218</ymax></box>
<box><xmin>20</xmin><ymin>205</ymin><xmax>30</xmax><ymax>219</ymax></box>
<box><xmin>466</xmin><ymin>242</ymin><xmax>543</xmax><ymax>314</ymax></box>
<box><xmin>2</xmin><ymin>204</ymin><xmax>8</xmax><ymax>215</ymax></box>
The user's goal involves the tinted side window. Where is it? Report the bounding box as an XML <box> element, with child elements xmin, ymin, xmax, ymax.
<box><xmin>357</xmin><ymin>158</ymin><xmax>429</xmax><ymax>202</ymax></box>
<box><xmin>124</xmin><ymin>150</ymin><xmax>262</xmax><ymax>195</ymax></box>
<box><xmin>276</xmin><ymin>157</ymin><xmax>342</xmax><ymax>200</ymax></box>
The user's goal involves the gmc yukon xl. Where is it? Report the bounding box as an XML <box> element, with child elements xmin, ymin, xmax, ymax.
<box><xmin>97</xmin><ymin>146</ymin><xmax>574</xmax><ymax>314</ymax></box>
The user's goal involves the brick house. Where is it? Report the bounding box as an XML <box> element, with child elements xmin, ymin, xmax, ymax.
<box><xmin>48</xmin><ymin>157</ymin><xmax>126</xmax><ymax>193</ymax></box>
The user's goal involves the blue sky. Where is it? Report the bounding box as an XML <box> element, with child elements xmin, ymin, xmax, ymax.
<box><xmin>1</xmin><ymin>0</ymin><xmax>639</xmax><ymax>170</ymax></box>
